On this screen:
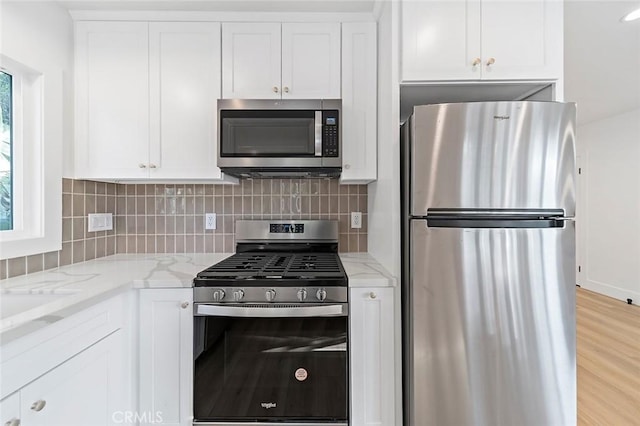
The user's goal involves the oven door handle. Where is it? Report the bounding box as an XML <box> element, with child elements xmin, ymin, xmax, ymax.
<box><xmin>194</xmin><ymin>303</ymin><xmax>348</xmax><ymax>318</ymax></box>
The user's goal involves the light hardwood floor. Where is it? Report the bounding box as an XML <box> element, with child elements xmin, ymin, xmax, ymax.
<box><xmin>577</xmin><ymin>288</ymin><xmax>640</xmax><ymax>425</ymax></box>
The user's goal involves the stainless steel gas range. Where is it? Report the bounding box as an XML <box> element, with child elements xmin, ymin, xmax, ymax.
<box><xmin>192</xmin><ymin>220</ymin><xmax>348</xmax><ymax>426</ymax></box>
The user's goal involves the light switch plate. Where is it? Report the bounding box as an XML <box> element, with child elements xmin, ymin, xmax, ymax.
<box><xmin>88</xmin><ymin>213</ymin><xmax>113</xmax><ymax>232</ymax></box>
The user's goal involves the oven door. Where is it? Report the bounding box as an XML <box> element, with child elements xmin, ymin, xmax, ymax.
<box><xmin>193</xmin><ymin>303</ymin><xmax>348</xmax><ymax>425</ymax></box>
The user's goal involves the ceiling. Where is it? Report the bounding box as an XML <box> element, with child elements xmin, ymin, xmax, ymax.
<box><xmin>57</xmin><ymin>0</ymin><xmax>376</xmax><ymax>12</ymax></box>
<box><xmin>564</xmin><ymin>0</ymin><xmax>640</xmax><ymax>125</ymax></box>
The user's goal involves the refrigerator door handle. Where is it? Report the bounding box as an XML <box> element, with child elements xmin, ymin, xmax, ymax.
<box><xmin>426</xmin><ymin>208</ymin><xmax>566</xmax><ymax>219</ymax></box>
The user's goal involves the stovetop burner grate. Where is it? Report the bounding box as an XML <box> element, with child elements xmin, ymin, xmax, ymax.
<box><xmin>196</xmin><ymin>252</ymin><xmax>345</xmax><ymax>280</ymax></box>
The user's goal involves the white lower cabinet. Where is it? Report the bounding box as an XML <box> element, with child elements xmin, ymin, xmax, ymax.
<box><xmin>349</xmin><ymin>287</ymin><xmax>395</xmax><ymax>426</ymax></box>
<box><xmin>0</xmin><ymin>392</ymin><xmax>20</xmax><ymax>426</ymax></box>
<box><xmin>0</xmin><ymin>331</ymin><xmax>126</xmax><ymax>426</ymax></box>
<box><xmin>138</xmin><ymin>289</ymin><xmax>193</xmax><ymax>426</ymax></box>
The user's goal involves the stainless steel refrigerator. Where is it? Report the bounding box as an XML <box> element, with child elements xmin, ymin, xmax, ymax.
<box><xmin>401</xmin><ymin>101</ymin><xmax>577</xmax><ymax>426</ymax></box>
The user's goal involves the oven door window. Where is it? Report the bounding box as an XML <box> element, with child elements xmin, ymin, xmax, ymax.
<box><xmin>220</xmin><ymin>110</ymin><xmax>316</xmax><ymax>157</ymax></box>
<box><xmin>193</xmin><ymin>316</ymin><xmax>348</xmax><ymax>421</ymax></box>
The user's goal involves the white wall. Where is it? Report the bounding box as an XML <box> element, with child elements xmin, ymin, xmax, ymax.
<box><xmin>370</xmin><ymin>2</ymin><xmax>403</xmax><ymax>425</ymax></box>
<box><xmin>369</xmin><ymin>0</ymin><xmax>400</xmax><ymax>279</ymax></box>
<box><xmin>0</xmin><ymin>1</ymin><xmax>73</xmax><ymax>257</ymax></box>
<box><xmin>576</xmin><ymin>109</ymin><xmax>640</xmax><ymax>302</ymax></box>
<box><xmin>1</xmin><ymin>1</ymin><xmax>74</xmax><ymax>175</ymax></box>
<box><xmin>564</xmin><ymin>1</ymin><xmax>640</xmax><ymax>125</ymax></box>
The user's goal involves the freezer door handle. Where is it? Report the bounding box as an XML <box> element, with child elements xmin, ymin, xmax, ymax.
<box><xmin>426</xmin><ymin>208</ymin><xmax>566</xmax><ymax>219</ymax></box>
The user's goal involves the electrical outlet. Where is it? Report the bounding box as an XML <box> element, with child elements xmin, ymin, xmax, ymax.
<box><xmin>205</xmin><ymin>213</ymin><xmax>217</xmax><ymax>230</ymax></box>
<box><xmin>88</xmin><ymin>213</ymin><xmax>113</xmax><ymax>232</ymax></box>
<box><xmin>351</xmin><ymin>212</ymin><xmax>362</xmax><ymax>229</ymax></box>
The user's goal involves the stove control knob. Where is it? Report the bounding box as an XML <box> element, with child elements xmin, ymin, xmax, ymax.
<box><xmin>212</xmin><ymin>289</ymin><xmax>226</xmax><ymax>301</ymax></box>
<box><xmin>233</xmin><ymin>290</ymin><xmax>245</xmax><ymax>302</ymax></box>
<box><xmin>316</xmin><ymin>288</ymin><xmax>327</xmax><ymax>302</ymax></box>
<box><xmin>265</xmin><ymin>289</ymin><xmax>277</xmax><ymax>302</ymax></box>
<box><xmin>297</xmin><ymin>289</ymin><xmax>308</xmax><ymax>302</ymax></box>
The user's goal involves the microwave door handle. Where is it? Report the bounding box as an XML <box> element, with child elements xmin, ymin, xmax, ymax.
<box><xmin>315</xmin><ymin>111</ymin><xmax>323</xmax><ymax>156</ymax></box>
<box><xmin>195</xmin><ymin>303</ymin><xmax>347</xmax><ymax>318</ymax></box>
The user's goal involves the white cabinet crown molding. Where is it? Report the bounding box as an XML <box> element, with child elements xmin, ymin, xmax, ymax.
<box><xmin>69</xmin><ymin>10</ymin><xmax>376</xmax><ymax>22</ymax></box>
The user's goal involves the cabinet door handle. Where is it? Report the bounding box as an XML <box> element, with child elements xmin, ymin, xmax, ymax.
<box><xmin>149</xmin><ymin>163</ymin><xmax>157</xmax><ymax>169</ymax></box>
<box><xmin>283</xmin><ymin>86</ymin><xmax>290</xmax><ymax>93</ymax></box>
<box><xmin>30</xmin><ymin>400</ymin><xmax>46</xmax><ymax>412</ymax></box>
<box><xmin>471</xmin><ymin>57</ymin><xmax>481</xmax><ymax>66</ymax></box>
<box><xmin>273</xmin><ymin>86</ymin><xmax>279</xmax><ymax>93</ymax></box>
<box><xmin>4</xmin><ymin>418</ymin><xmax>21</xmax><ymax>426</ymax></box>
<box><xmin>345</xmin><ymin>164</ymin><xmax>351</xmax><ymax>170</ymax></box>
<box><xmin>486</xmin><ymin>57</ymin><xmax>496</xmax><ymax>66</ymax></box>
<box><xmin>138</xmin><ymin>163</ymin><xmax>147</xmax><ymax>169</ymax></box>
<box><xmin>181</xmin><ymin>301</ymin><xmax>190</xmax><ymax>309</ymax></box>
<box><xmin>369</xmin><ymin>292</ymin><xmax>377</xmax><ymax>299</ymax></box>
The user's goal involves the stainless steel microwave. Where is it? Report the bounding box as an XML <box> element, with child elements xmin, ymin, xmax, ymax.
<box><xmin>217</xmin><ymin>99</ymin><xmax>341</xmax><ymax>178</ymax></box>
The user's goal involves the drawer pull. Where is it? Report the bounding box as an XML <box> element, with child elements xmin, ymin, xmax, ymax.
<box><xmin>370</xmin><ymin>292</ymin><xmax>377</xmax><ymax>299</ymax></box>
<box><xmin>181</xmin><ymin>301</ymin><xmax>190</xmax><ymax>309</ymax></box>
<box><xmin>30</xmin><ymin>400</ymin><xmax>46</xmax><ymax>412</ymax></box>
<box><xmin>486</xmin><ymin>57</ymin><xmax>496</xmax><ymax>66</ymax></box>
<box><xmin>4</xmin><ymin>419</ymin><xmax>21</xmax><ymax>426</ymax></box>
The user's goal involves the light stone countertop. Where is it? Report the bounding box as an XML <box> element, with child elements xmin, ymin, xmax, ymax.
<box><xmin>0</xmin><ymin>252</ymin><xmax>394</xmax><ymax>340</ymax></box>
<box><xmin>0</xmin><ymin>253</ymin><xmax>231</xmax><ymax>339</ymax></box>
<box><xmin>339</xmin><ymin>253</ymin><xmax>397</xmax><ymax>288</ymax></box>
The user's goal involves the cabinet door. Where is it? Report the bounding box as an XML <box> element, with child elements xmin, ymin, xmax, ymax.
<box><xmin>349</xmin><ymin>287</ymin><xmax>395</xmax><ymax>426</ymax></box>
<box><xmin>281</xmin><ymin>23</ymin><xmax>341</xmax><ymax>99</ymax></box>
<box><xmin>0</xmin><ymin>392</ymin><xmax>20</xmax><ymax>426</ymax></box>
<box><xmin>75</xmin><ymin>22</ymin><xmax>150</xmax><ymax>179</ymax></box>
<box><xmin>341</xmin><ymin>22</ymin><xmax>377</xmax><ymax>184</ymax></box>
<box><xmin>149</xmin><ymin>22</ymin><xmax>223</xmax><ymax>180</ymax></box>
<box><xmin>138</xmin><ymin>289</ymin><xmax>193</xmax><ymax>426</ymax></box>
<box><xmin>20</xmin><ymin>331</ymin><xmax>126</xmax><ymax>426</ymax></box>
<box><xmin>222</xmin><ymin>23</ymin><xmax>281</xmax><ymax>99</ymax></box>
<box><xmin>401</xmin><ymin>0</ymin><xmax>481</xmax><ymax>81</ymax></box>
<box><xmin>481</xmin><ymin>0</ymin><xmax>562</xmax><ymax>80</ymax></box>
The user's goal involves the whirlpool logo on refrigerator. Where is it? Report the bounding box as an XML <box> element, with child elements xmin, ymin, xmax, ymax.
<box><xmin>261</xmin><ymin>402</ymin><xmax>277</xmax><ymax>409</ymax></box>
<box><xmin>493</xmin><ymin>115</ymin><xmax>510</xmax><ymax>120</ymax></box>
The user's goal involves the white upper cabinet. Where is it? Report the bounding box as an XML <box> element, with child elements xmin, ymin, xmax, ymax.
<box><xmin>222</xmin><ymin>22</ymin><xmax>341</xmax><ymax>99</ymax></box>
<box><xmin>75</xmin><ymin>22</ymin><xmax>150</xmax><ymax>179</ymax></box>
<box><xmin>340</xmin><ymin>22</ymin><xmax>377</xmax><ymax>184</ymax></box>
<box><xmin>149</xmin><ymin>22</ymin><xmax>222</xmax><ymax>180</ymax></box>
<box><xmin>402</xmin><ymin>0</ymin><xmax>562</xmax><ymax>81</ymax></box>
<box><xmin>222</xmin><ymin>23</ymin><xmax>282</xmax><ymax>99</ymax></box>
<box><xmin>402</xmin><ymin>1</ymin><xmax>481</xmax><ymax>81</ymax></box>
<box><xmin>281</xmin><ymin>23</ymin><xmax>341</xmax><ymax>99</ymax></box>
<box><xmin>75</xmin><ymin>21</ymin><xmax>227</xmax><ymax>181</ymax></box>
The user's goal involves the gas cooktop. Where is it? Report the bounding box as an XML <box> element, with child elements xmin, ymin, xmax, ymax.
<box><xmin>194</xmin><ymin>252</ymin><xmax>347</xmax><ymax>287</ymax></box>
<box><xmin>193</xmin><ymin>220</ymin><xmax>348</xmax><ymax>289</ymax></box>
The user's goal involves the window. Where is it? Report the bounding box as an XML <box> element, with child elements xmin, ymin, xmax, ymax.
<box><xmin>0</xmin><ymin>53</ymin><xmax>62</xmax><ymax>259</ymax></box>
<box><xmin>0</xmin><ymin>70</ymin><xmax>13</xmax><ymax>231</ymax></box>
<box><xmin>0</xmin><ymin>3</ymin><xmax>66</xmax><ymax>260</ymax></box>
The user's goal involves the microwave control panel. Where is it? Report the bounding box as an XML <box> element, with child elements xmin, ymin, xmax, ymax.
<box><xmin>322</xmin><ymin>111</ymin><xmax>339</xmax><ymax>157</ymax></box>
